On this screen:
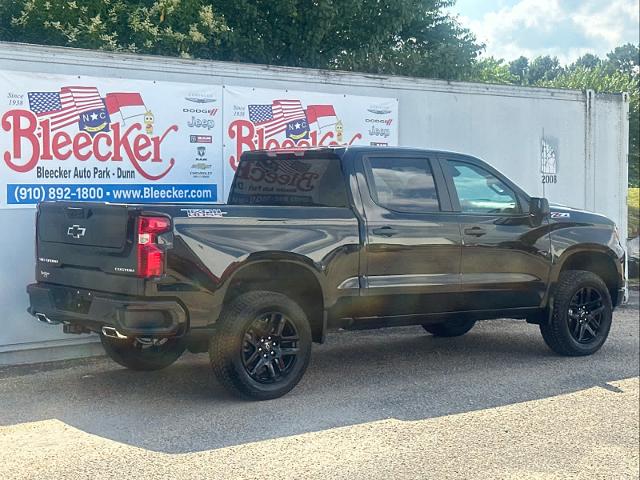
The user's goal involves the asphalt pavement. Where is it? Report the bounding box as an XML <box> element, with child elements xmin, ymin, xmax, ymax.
<box><xmin>1</xmin><ymin>293</ymin><xmax>638</xmax><ymax>479</ymax></box>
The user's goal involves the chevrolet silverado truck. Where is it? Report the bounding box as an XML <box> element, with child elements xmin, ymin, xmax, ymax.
<box><xmin>27</xmin><ymin>146</ymin><xmax>627</xmax><ymax>400</ymax></box>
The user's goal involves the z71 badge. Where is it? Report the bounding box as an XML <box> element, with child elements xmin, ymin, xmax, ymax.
<box><xmin>550</xmin><ymin>212</ymin><xmax>570</xmax><ymax>218</ymax></box>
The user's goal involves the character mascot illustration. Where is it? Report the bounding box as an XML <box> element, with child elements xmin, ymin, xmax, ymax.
<box><xmin>144</xmin><ymin>110</ymin><xmax>154</xmax><ymax>135</ymax></box>
<box><xmin>335</xmin><ymin>119</ymin><xmax>344</xmax><ymax>144</ymax></box>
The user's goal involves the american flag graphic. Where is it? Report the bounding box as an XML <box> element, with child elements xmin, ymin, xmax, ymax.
<box><xmin>262</xmin><ymin>158</ymin><xmax>311</xmax><ymax>176</ymax></box>
<box><xmin>248</xmin><ymin>100</ymin><xmax>307</xmax><ymax>139</ymax></box>
<box><xmin>28</xmin><ymin>86</ymin><xmax>105</xmax><ymax>131</ymax></box>
<box><xmin>276</xmin><ymin>159</ymin><xmax>311</xmax><ymax>176</ymax></box>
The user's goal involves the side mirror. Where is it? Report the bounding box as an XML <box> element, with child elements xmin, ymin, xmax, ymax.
<box><xmin>529</xmin><ymin>197</ymin><xmax>550</xmax><ymax>224</ymax></box>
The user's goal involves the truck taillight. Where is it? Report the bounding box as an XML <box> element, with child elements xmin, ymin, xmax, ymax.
<box><xmin>137</xmin><ymin>216</ymin><xmax>171</xmax><ymax>278</ymax></box>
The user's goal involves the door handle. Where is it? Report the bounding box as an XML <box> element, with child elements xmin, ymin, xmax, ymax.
<box><xmin>372</xmin><ymin>226</ymin><xmax>398</xmax><ymax>237</ymax></box>
<box><xmin>464</xmin><ymin>226</ymin><xmax>487</xmax><ymax>237</ymax></box>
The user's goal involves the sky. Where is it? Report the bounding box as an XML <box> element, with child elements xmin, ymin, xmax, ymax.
<box><xmin>451</xmin><ymin>0</ymin><xmax>640</xmax><ymax>64</ymax></box>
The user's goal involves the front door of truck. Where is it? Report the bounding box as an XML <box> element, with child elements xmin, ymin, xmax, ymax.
<box><xmin>440</xmin><ymin>155</ymin><xmax>551</xmax><ymax>310</ymax></box>
<box><xmin>356</xmin><ymin>153</ymin><xmax>462</xmax><ymax>318</ymax></box>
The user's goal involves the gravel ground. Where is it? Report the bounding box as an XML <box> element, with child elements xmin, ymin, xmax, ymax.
<box><xmin>1</xmin><ymin>294</ymin><xmax>638</xmax><ymax>480</ymax></box>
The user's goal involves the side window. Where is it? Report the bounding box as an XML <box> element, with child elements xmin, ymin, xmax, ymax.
<box><xmin>446</xmin><ymin>160</ymin><xmax>520</xmax><ymax>214</ymax></box>
<box><xmin>366</xmin><ymin>157</ymin><xmax>440</xmax><ymax>213</ymax></box>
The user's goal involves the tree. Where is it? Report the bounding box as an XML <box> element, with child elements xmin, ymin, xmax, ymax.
<box><xmin>527</xmin><ymin>55</ymin><xmax>563</xmax><ymax>83</ymax></box>
<box><xmin>606</xmin><ymin>43</ymin><xmax>640</xmax><ymax>75</ymax></box>
<box><xmin>571</xmin><ymin>53</ymin><xmax>601</xmax><ymax>70</ymax></box>
<box><xmin>468</xmin><ymin>57</ymin><xmax>517</xmax><ymax>84</ymax></box>
<box><xmin>1</xmin><ymin>0</ymin><xmax>228</xmax><ymax>58</ymax></box>
<box><xmin>0</xmin><ymin>0</ymin><xmax>482</xmax><ymax>79</ymax></box>
<box><xmin>508</xmin><ymin>56</ymin><xmax>529</xmax><ymax>84</ymax></box>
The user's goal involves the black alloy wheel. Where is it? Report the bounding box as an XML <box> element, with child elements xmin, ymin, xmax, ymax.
<box><xmin>241</xmin><ymin>312</ymin><xmax>300</xmax><ymax>384</ymax></box>
<box><xmin>567</xmin><ymin>286</ymin><xmax>605</xmax><ymax>344</ymax></box>
<box><xmin>539</xmin><ymin>270</ymin><xmax>613</xmax><ymax>356</ymax></box>
<box><xmin>210</xmin><ymin>290</ymin><xmax>312</xmax><ymax>400</ymax></box>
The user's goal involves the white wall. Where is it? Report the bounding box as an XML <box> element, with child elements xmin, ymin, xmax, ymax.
<box><xmin>0</xmin><ymin>43</ymin><xmax>628</xmax><ymax>364</ymax></box>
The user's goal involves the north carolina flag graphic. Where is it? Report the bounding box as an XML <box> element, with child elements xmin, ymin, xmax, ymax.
<box><xmin>104</xmin><ymin>92</ymin><xmax>147</xmax><ymax>123</ymax></box>
<box><xmin>305</xmin><ymin>105</ymin><xmax>337</xmax><ymax>130</ymax></box>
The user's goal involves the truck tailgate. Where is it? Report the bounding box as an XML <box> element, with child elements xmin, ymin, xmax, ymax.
<box><xmin>36</xmin><ymin>202</ymin><xmax>142</xmax><ymax>293</ymax></box>
<box><xmin>39</xmin><ymin>203</ymin><xmax>130</xmax><ymax>249</ymax></box>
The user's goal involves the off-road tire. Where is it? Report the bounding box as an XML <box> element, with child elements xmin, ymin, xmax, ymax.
<box><xmin>101</xmin><ymin>335</ymin><xmax>186</xmax><ymax>371</ymax></box>
<box><xmin>422</xmin><ymin>318</ymin><xmax>476</xmax><ymax>337</ymax></box>
<box><xmin>540</xmin><ymin>270</ymin><xmax>613</xmax><ymax>356</ymax></box>
<box><xmin>209</xmin><ymin>291</ymin><xmax>312</xmax><ymax>400</ymax></box>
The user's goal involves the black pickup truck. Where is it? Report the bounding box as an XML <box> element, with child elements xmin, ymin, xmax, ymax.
<box><xmin>28</xmin><ymin>146</ymin><xmax>627</xmax><ymax>400</ymax></box>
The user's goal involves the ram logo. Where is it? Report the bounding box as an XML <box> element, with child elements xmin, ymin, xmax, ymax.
<box><xmin>67</xmin><ymin>225</ymin><xmax>86</xmax><ymax>239</ymax></box>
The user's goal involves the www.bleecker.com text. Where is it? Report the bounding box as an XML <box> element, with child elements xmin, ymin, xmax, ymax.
<box><xmin>36</xmin><ymin>166</ymin><xmax>136</xmax><ymax>179</ymax></box>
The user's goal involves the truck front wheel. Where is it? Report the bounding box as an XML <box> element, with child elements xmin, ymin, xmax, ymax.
<box><xmin>540</xmin><ymin>270</ymin><xmax>613</xmax><ymax>356</ymax></box>
<box><xmin>210</xmin><ymin>291</ymin><xmax>312</xmax><ymax>400</ymax></box>
<box><xmin>100</xmin><ymin>335</ymin><xmax>186</xmax><ymax>371</ymax></box>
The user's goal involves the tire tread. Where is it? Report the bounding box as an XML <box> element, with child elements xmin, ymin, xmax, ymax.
<box><xmin>209</xmin><ymin>291</ymin><xmax>311</xmax><ymax>400</ymax></box>
<box><xmin>540</xmin><ymin>270</ymin><xmax>612</xmax><ymax>356</ymax></box>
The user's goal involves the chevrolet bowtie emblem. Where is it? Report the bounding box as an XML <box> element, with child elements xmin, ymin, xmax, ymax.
<box><xmin>67</xmin><ymin>225</ymin><xmax>86</xmax><ymax>239</ymax></box>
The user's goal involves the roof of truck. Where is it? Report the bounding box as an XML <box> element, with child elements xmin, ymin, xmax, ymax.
<box><xmin>242</xmin><ymin>145</ymin><xmax>468</xmax><ymax>157</ymax></box>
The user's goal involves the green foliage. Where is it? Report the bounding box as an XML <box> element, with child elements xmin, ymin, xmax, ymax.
<box><xmin>527</xmin><ymin>55</ymin><xmax>564</xmax><ymax>83</ymax></box>
<box><xmin>571</xmin><ymin>53</ymin><xmax>601</xmax><ymax>70</ymax></box>
<box><xmin>507</xmin><ymin>55</ymin><xmax>564</xmax><ymax>85</ymax></box>
<box><xmin>1</xmin><ymin>0</ymin><xmax>228</xmax><ymax>58</ymax></box>
<box><xmin>629</xmin><ymin>188</ymin><xmax>639</xmax><ymax>238</ymax></box>
<box><xmin>468</xmin><ymin>57</ymin><xmax>516</xmax><ymax>84</ymax></box>
<box><xmin>605</xmin><ymin>43</ymin><xmax>640</xmax><ymax>76</ymax></box>
<box><xmin>0</xmin><ymin>0</ymin><xmax>481</xmax><ymax>79</ymax></box>
<box><xmin>508</xmin><ymin>56</ymin><xmax>529</xmax><ymax>84</ymax></box>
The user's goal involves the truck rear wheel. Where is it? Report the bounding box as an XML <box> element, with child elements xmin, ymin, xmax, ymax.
<box><xmin>422</xmin><ymin>318</ymin><xmax>476</xmax><ymax>337</ymax></box>
<box><xmin>210</xmin><ymin>291</ymin><xmax>312</xmax><ymax>400</ymax></box>
<box><xmin>100</xmin><ymin>335</ymin><xmax>186</xmax><ymax>371</ymax></box>
<box><xmin>540</xmin><ymin>270</ymin><xmax>613</xmax><ymax>356</ymax></box>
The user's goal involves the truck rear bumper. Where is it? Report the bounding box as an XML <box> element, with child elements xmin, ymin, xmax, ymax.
<box><xmin>27</xmin><ymin>283</ymin><xmax>187</xmax><ymax>337</ymax></box>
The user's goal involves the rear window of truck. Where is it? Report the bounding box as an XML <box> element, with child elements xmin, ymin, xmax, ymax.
<box><xmin>228</xmin><ymin>156</ymin><xmax>349</xmax><ymax>207</ymax></box>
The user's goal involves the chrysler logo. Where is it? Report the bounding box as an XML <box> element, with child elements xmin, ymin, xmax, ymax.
<box><xmin>67</xmin><ymin>225</ymin><xmax>86</xmax><ymax>239</ymax></box>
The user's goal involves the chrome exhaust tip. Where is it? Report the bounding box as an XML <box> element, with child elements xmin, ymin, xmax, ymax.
<box><xmin>101</xmin><ymin>326</ymin><xmax>128</xmax><ymax>340</ymax></box>
<box><xmin>35</xmin><ymin>313</ymin><xmax>61</xmax><ymax>325</ymax></box>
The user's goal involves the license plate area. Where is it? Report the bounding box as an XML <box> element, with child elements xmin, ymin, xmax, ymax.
<box><xmin>51</xmin><ymin>287</ymin><xmax>93</xmax><ymax>314</ymax></box>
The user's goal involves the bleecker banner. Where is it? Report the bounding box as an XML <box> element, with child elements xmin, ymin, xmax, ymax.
<box><xmin>222</xmin><ymin>86</ymin><xmax>398</xmax><ymax>199</ymax></box>
<box><xmin>0</xmin><ymin>71</ymin><xmax>223</xmax><ymax>208</ymax></box>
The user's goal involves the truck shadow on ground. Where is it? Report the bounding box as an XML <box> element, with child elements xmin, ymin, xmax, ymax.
<box><xmin>1</xmin><ymin>307</ymin><xmax>638</xmax><ymax>454</ymax></box>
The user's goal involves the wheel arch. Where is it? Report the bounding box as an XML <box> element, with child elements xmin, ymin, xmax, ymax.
<box><xmin>552</xmin><ymin>247</ymin><xmax>622</xmax><ymax>306</ymax></box>
<box><xmin>220</xmin><ymin>254</ymin><xmax>327</xmax><ymax>343</ymax></box>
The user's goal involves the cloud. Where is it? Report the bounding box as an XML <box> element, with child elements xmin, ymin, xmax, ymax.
<box><xmin>456</xmin><ymin>0</ymin><xmax>639</xmax><ymax>63</ymax></box>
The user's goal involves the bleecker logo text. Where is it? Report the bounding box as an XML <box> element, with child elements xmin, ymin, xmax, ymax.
<box><xmin>227</xmin><ymin>119</ymin><xmax>362</xmax><ymax>171</ymax></box>
<box><xmin>1</xmin><ymin>110</ymin><xmax>178</xmax><ymax>180</ymax></box>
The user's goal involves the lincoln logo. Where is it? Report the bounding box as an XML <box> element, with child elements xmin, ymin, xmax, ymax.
<box><xmin>67</xmin><ymin>225</ymin><xmax>86</xmax><ymax>239</ymax></box>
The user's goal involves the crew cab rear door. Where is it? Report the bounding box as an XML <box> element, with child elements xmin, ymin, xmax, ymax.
<box><xmin>355</xmin><ymin>152</ymin><xmax>462</xmax><ymax>317</ymax></box>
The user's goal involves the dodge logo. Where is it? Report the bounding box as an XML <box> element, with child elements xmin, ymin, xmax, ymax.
<box><xmin>67</xmin><ymin>225</ymin><xmax>86</xmax><ymax>239</ymax></box>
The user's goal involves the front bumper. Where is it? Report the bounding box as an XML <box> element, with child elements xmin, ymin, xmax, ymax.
<box><xmin>27</xmin><ymin>283</ymin><xmax>187</xmax><ymax>337</ymax></box>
